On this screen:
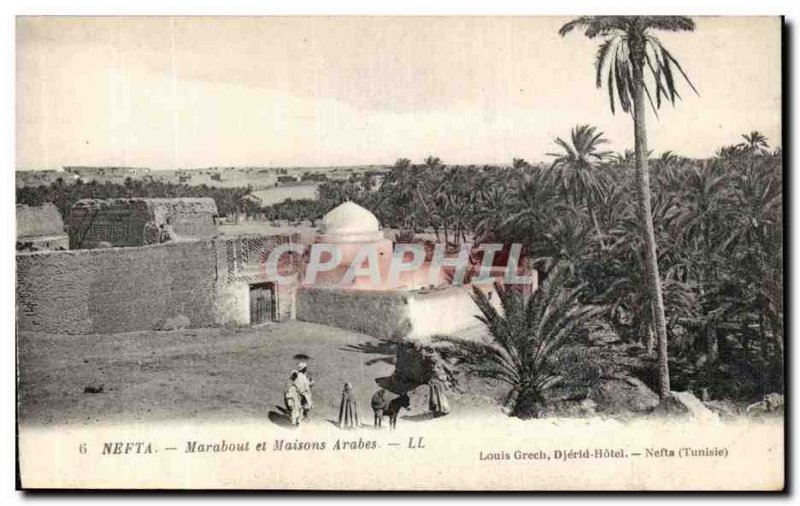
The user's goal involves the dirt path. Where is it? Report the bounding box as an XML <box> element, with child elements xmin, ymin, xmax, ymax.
<box><xmin>17</xmin><ymin>321</ymin><xmax>503</xmax><ymax>428</ymax></box>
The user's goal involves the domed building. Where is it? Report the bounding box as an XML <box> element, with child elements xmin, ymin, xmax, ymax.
<box><xmin>303</xmin><ymin>201</ymin><xmax>436</xmax><ymax>290</ymax></box>
<box><xmin>296</xmin><ymin>201</ymin><xmax>534</xmax><ymax>341</ymax></box>
<box><xmin>315</xmin><ymin>201</ymin><xmax>384</xmax><ymax>243</ymax></box>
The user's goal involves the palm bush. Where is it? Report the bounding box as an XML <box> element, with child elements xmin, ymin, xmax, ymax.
<box><xmin>436</xmin><ymin>265</ymin><xmax>603</xmax><ymax>419</ymax></box>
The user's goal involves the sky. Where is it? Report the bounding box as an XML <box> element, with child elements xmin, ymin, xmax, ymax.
<box><xmin>16</xmin><ymin>16</ymin><xmax>782</xmax><ymax>170</ymax></box>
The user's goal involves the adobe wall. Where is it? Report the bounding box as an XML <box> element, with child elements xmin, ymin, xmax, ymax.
<box><xmin>405</xmin><ymin>285</ymin><xmax>500</xmax><ymax>341</ymax></box>
<box><xmin>296</xmin><ymin>287</ymin><xmax>412</xmax><ymax>339</ymax></box>
<box><xmin>16</xmin><ymin>241</ymin><xmax>218</xmax><ymax>334</ymax></box>
<box><xmin>296</xmin><ymin>284</ymin><xmax>502</xmax><ymax>341</ymax></box>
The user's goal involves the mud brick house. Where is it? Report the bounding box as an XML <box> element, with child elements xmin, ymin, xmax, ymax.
<box><xmin>18</xmin><ymin>196</ymin><xmax>304</xmax><ymax>334</ymax></box>
<box><xmin>67</xmin><ymin>198</ymin><xmax>218</xmax><ymax>249</ymax></box>
<box><xmin>16</xmin><ymin>203</ymin><xmax>69</xmax><ymax>252</ymax></box>
<box><xmin>16</xmin><ymin>233</ymin><xmax>301</xmax><ymax>335</ymax></box>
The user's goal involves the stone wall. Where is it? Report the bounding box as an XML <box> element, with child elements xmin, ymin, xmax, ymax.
<box><xmin>16</xmin><ymin>241</ymin><xmax>218</xmax><ymax>334</ymax></box>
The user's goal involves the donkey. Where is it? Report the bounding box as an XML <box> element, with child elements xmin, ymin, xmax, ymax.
<box><xmin>384</xmin><ymin>393</ymin><xmax>411</xmax><ymax>430</ymax></box>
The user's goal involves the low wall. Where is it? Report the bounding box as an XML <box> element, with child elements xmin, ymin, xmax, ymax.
<box><xmin>296</xmin><ymin>287</ymin><xmax>412</xmax><ymax>339</ymax></box>
<box><xmin>405</xmin><ymin>286</ymin><xmax>494</xmax><ymax>340</ymax></box>
<box><xmin>16</xmin><ymin>241</ymin><xmax>218</xmax><ymax>334</ymax></box>
<box><xmin>296</xmin><ymin>285</ymin><xmax>498</xmax><ymax>340</ymax></box>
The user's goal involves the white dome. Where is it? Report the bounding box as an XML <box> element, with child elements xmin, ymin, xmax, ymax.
<box><xmin>317</xmin><ymin>201</ymin><xmax>384</xmax><ymax>242</ymax></box>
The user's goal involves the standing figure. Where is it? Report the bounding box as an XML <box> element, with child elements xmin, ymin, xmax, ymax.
<box><xmin>295</xmin><ymin>362</ymin><xmax>314</xmax><ymax>419</ymax></box>
<box><xmin>338</xmin><ymin>383</ymin><xmax>360</xmax><ymax>429</ymax></box>
<box><xmin>371</xmin><ymin>389</ymin><xmax>388</xmax><ymax>427</ymax></box>
<box><xmin>428</xmin><ymin>361</ymin><xmax>450</xmax><ymax>417</ymax></box>
<box><xmin>283</xmin><ymin>371</ymin><xmax>302</xmax><ymax>426</ymax></box>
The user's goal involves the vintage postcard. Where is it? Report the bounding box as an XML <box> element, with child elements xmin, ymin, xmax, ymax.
<box><xmin>15</xmin><ymin>15</ymin><xmax>784</xmax><ymax>490</ymax></box>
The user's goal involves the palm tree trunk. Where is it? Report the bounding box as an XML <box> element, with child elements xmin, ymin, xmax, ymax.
<box><xmin>632</xmin><ymin>56</ymin><xmax>671</xmax><ymax>399</ymax></box>
<box><xmin>645</xmin><ymin>324</ymin><xmax>655</xmax><ymax>356</ymax></box>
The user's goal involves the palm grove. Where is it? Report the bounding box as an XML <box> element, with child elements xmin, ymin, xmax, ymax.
<box><xmin>314</xmin><ymin>17</ymin><xmax>783</xmax><ymax>417</ymax></box>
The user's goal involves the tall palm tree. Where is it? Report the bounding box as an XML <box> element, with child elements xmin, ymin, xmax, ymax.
<box><xmin>740</xmin><ymin>131</ymin><xmax>770</xmax><ymax>155</ymax></box>
<box><xmin>716</xmin><ymin>144</ymin><xmax>747</xmax><ymax>161</ymax></box>
<box><xmin>512</xmin><ymin>157</ymin><xmax>530</xmax><ymax>170</ymax></box>
<box><xmin>740</xmin><ymin>131</ymin><xmax>770</xmax><ymax>175</ymax></box>
<box><xmin>424</xmin><ymin>156</ymin><xmax>444</xmax><ymax>171</ymax></box>
<box><xmin>658</xmin><ymin>150</ymin><xmax>680</xmax><ymax>165</ymax></box>
<box><xmin>560</xmin><ymin>16</ymin><xmax>698</xmax><ymax>399</ymax></box>
<box><xmin>547</xmin><ymin>124</ymin><xmax>613</xmax><ymax>249</ymax></box>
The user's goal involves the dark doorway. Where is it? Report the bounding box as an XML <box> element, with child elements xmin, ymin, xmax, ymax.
<box><xmin>249</xmin><ymin>282</ymin><xmax>276</xmax><ymax>325</ymax></box>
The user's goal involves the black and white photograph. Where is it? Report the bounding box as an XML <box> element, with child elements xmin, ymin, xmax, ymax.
<box><xmin>13</xmin><ymin>12</ymin><xmax>785</xmax><ymax>491</ymax></box>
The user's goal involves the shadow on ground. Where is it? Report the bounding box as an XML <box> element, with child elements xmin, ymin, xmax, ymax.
<box><xmin>340</xmin><ymin>340</ymin><xmax>397</xmax><ymax>366</ymax></box>
<box><xmin>375</xmin><ymin>375</ymin><xmax>422</xmax><ymax>395</ymax></box>
<box><xmin>268</xmin><ymin>410</ymin><xmax>296</xmax><ymax>428</ymax></box>
<box><xmin>400</xmin><ymin>412</ymin><xmax>437</xmax><ymax>422</ymax></box>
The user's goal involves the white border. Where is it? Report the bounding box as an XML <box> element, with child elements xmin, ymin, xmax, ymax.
<box><xmin>3</xmin><ymin>1</ymin><xmax>796</xmax><ymax>504</ymax></box>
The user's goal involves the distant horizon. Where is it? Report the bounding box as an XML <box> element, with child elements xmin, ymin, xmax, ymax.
<box><xmin>17</xmin><ymin>17</ymin><xmax>781</xmax><ymax>170</ymax></box>
<box><xmin>15</xmin><ymin>150</ymin><xmax>751</xmax><ymax>173</ymax></box>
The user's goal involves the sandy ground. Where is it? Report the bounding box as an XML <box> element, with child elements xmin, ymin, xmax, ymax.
<box><xmin>17</xmin><ymin>321</ymin><xmax>785</xmax><ymax>490</ymax></box>
<box><xmin>17</xmin><ymin>321</ymin><xmax>504</xmax><ymax>429</ymax></box>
